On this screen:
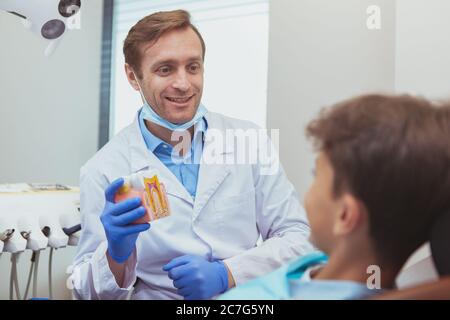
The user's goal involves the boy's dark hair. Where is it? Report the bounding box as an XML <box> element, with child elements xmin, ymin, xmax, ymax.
<box><xmin>306</xmin><ymin>94</ymin><xmax>450</xmax><ymax>266</ymax></box>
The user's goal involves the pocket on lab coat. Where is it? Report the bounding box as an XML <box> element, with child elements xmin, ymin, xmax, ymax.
<box><xmin>213</xmin><ymin>189</ymin><xmax>255</xmax><ymax>211</ymax></box>
<box><xmin>212</xmin><ymin>189</ymin><xmax>258</xmax><ymax>245</ymax></box>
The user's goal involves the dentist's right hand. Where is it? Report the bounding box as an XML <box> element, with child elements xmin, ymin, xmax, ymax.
<box><xmin>100</xmin><ymin>178</ymin><xmax>150</xmax><ymax>263</ymax></box>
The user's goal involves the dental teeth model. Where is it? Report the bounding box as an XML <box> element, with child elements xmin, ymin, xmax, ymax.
<box><xmin>114</xmin><ymin>171</ymin><xmax>171</xmax><ymax>223</ymax></box>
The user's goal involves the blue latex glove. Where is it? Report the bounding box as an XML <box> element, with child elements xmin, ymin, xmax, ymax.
<box><xmin>100</xmin><ymin>178</ymin><xmax>150</xmax><ymax>263</ymax></box>
<box><xmin>163</xmin><ymin>255</ymin><xmax>229</xmax><ymax>300</ymax></box>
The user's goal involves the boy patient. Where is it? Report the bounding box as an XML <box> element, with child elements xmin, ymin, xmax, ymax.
<box><xmin>220</xmin><ymin>94</ymin><xmax>450</xmax><ymax>299</ymax></box>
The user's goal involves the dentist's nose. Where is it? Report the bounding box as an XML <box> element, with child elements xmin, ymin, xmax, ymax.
<box><xmin>172</xmin><ymin>71</ymin><xmax>191</xmax><ymax>92</ymax></box>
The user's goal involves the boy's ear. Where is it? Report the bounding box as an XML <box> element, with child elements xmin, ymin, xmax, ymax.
<box><xmin>333</xmin><ymin>194</ymin><xmax>364</xmax><ymax>236</ymax></box>
<box><xmin>124</xmin><ymin>63</ymin><xmax>140</xmax><ymax>91</ymax></box>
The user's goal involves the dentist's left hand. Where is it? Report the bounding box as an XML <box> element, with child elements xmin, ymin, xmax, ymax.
<box><xmin>163</xmin><ymin>255</ymin><xmax>229</xmax><ymax>300</ymax></box>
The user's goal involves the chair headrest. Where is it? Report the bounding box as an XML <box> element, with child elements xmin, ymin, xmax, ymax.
<box><xmin>430</xmin><ymin>209</ymin><xmax>450</xmax><ymax>276</ymax></box>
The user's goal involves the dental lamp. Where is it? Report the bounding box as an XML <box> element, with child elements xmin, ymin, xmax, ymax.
<box><xmin>0</xmin><ymin>0</ymin><xmax>81</xmax><ymax>56</ymax></box>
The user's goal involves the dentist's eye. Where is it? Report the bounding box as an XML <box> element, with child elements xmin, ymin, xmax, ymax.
<box><xmin>188</xmin><ymin>63</ymin><xmax>201</xmax><ymax>73</ymax></box>
<box><xmin>157</xmin><ymin>66</ymin><xmax>172</xmax><ymax>76</ymax></box>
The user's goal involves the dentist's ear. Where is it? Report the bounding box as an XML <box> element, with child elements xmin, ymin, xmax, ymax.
<box><xmin>124</xmin><ymin>63</ymin><xmax>141</xmax><ymax>91</ymax></box>
<box><xmin>333</xmin><ymin>194</ymin><xmax>366</xmax><ymax>236</ymax></box>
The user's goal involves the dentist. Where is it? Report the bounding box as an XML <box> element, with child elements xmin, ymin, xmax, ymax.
<box><xmin>72</xmin><ymin>9</ymin><xmax>312</xmax><ymax>300</ymax></box>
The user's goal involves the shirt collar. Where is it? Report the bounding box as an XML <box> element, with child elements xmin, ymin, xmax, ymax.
<box><xmin>138</xmin><ymin>108</ymin><xmax>208</xmax><ymax>153</ymax></box>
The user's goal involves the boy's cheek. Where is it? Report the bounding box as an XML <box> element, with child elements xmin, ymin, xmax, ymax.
<box><xmin>308</xmin><ymin>230</ymin><xmax>318</xmax><ymax>249</ymax></box>
<box><xmin>308</xmin><ymin>219</ymin><xmax>323</xmax><ymax>249</ymax></box>
<box><xmin>303</xmin><ymin>186</ymin><xmax>314</xmax><ymax>219</ymax></box>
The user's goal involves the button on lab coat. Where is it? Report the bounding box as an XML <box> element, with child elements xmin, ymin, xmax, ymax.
<box><xmin>71</xmin><ymin>111</ymin><xmax>312</xmax><ymax>299</ymax></box>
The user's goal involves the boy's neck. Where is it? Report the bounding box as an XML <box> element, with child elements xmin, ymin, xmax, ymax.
<box><xmin>313</xmin><ymin>243</ymin><xmax>400</xmax><ymax>289</ymax></box>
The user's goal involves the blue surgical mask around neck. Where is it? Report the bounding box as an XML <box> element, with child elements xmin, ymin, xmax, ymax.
<box><xmin>134</xmin><ymin>72</ymin><xmax>207</xmax><ymax>131</ymax></box>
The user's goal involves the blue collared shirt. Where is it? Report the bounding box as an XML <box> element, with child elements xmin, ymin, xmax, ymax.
<box><xmin>138</xmin><ymin>110</ymin><xmax>207</xmax><ymax>198</ymax></box>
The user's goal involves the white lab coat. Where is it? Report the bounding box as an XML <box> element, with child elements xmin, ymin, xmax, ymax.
<box><xmin>71</xmin><ymin>111</ymin><xmax>312</xmax><ymax>300</ymax></box>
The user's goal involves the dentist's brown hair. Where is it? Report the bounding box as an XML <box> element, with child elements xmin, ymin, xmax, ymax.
<box><xmin>123</xmin><ymin>9</ymin><xmax>206</xmax><ymax>79</ymax></box>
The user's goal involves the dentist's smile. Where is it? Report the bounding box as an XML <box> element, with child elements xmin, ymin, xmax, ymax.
<box><xmin>165</xmin><ymin>94</ymin><xmax>195</xmax><ymax>107</ymax></box>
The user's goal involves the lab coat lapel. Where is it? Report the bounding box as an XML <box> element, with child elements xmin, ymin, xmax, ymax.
<box><xmin>128</xmin><ymin>115</ymin><xmax>194</xmax><ymax>205</ymax></box>
<box><xmin>193</xmin><ymin>112</ymin><xmax>233</xmax><ymax>220</ymax></box>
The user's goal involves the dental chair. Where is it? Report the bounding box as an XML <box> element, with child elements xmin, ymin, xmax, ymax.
<box><xmin>430</xmin><ymin>209</ymin><xmax>450</xmax><ymax>277</ymax></box>
<box><xmin>375</xmin><ymin>209</ymin><xmax>450</xmax><ymax>299</ymax></box>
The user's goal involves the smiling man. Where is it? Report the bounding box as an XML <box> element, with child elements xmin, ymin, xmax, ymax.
<box><xmin>127</xmin><ymin>26</ymin><xmax>204</xmax><ymax>125</ymax></box>
<box><xmin>72</xmin><ymin>10</ymin><xmax>312</xmax><ymax>300</ymax></box>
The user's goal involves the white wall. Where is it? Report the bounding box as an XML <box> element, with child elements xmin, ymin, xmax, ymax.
<box><xmin>0</xmin><ymin>1</ymin><xmax>103</xmax><ymax>186</ymax></box>
<box><xmin>268</xmin><ymin>0</ymin><xmax>450</xmax><ymax>200</ymax></box>
<box><xmin>267</xmin><ymin>0</ymin><xmax>396</xmax><ymax>199</ymax></box>
<box><xmin>0</xmin><ymin>0</ymin><xmax>104</xmax><ymax>299</ymax></box>
<box><xmin>395</xmin><ymin>0</ymin><xmax>450</xmax><ymax>99</ymax></box>
<box><xmin>268</xmin><ymin>0</ymin><xmax>450</xmax><ymax>285</ymax></box>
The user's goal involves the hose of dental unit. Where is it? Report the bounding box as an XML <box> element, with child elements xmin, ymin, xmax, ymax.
<box><xmin>40</xmin><ymin>226</ymin><xmax>54</xmax><ymax>300</ymax></box>
<box><xmin>49</xmin><ymin>247</ymin><xmax>54</xmax><ymax>300</ymax></box>
<box><xmin>7</xmin><ymin>227</ymin><xmax>46</xmax><ymax>300</ymax></box>
<box><xmin>21</xmin><ymin>231</ymin><xmax>34</xmax><ymax>300</ymax></box>
<box><xmin>24</xmin><ymin>250</ymin><xmax>41</xmax><ymax>300</ymax></box>
<box><xmin>9</xmin><ymin>256</ymin><xmax>14</xmax><ymax>300</ymax></box>
<box><xmin>23</xmin><ymin>252</ymin><xmax>35</xmax><ymax>300</ymax></box>
<box><xmin>34</xmin><ymin>250</ymin><xmax>40</xmax><ymax>298</ymax></box>
<box><xmin>10</xmin><ymin>253</ymin><xmax>22</xmax><ymax>300</ymax></box>
<box><xmin>3</xmin><ymin>224</ymin><xmax>81</xmax><ymax>300</ymax></box>
<box><xmin>3</xmin><ymin>229</ymin><xmax>18</xmax><ymax>301</ymax></box>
